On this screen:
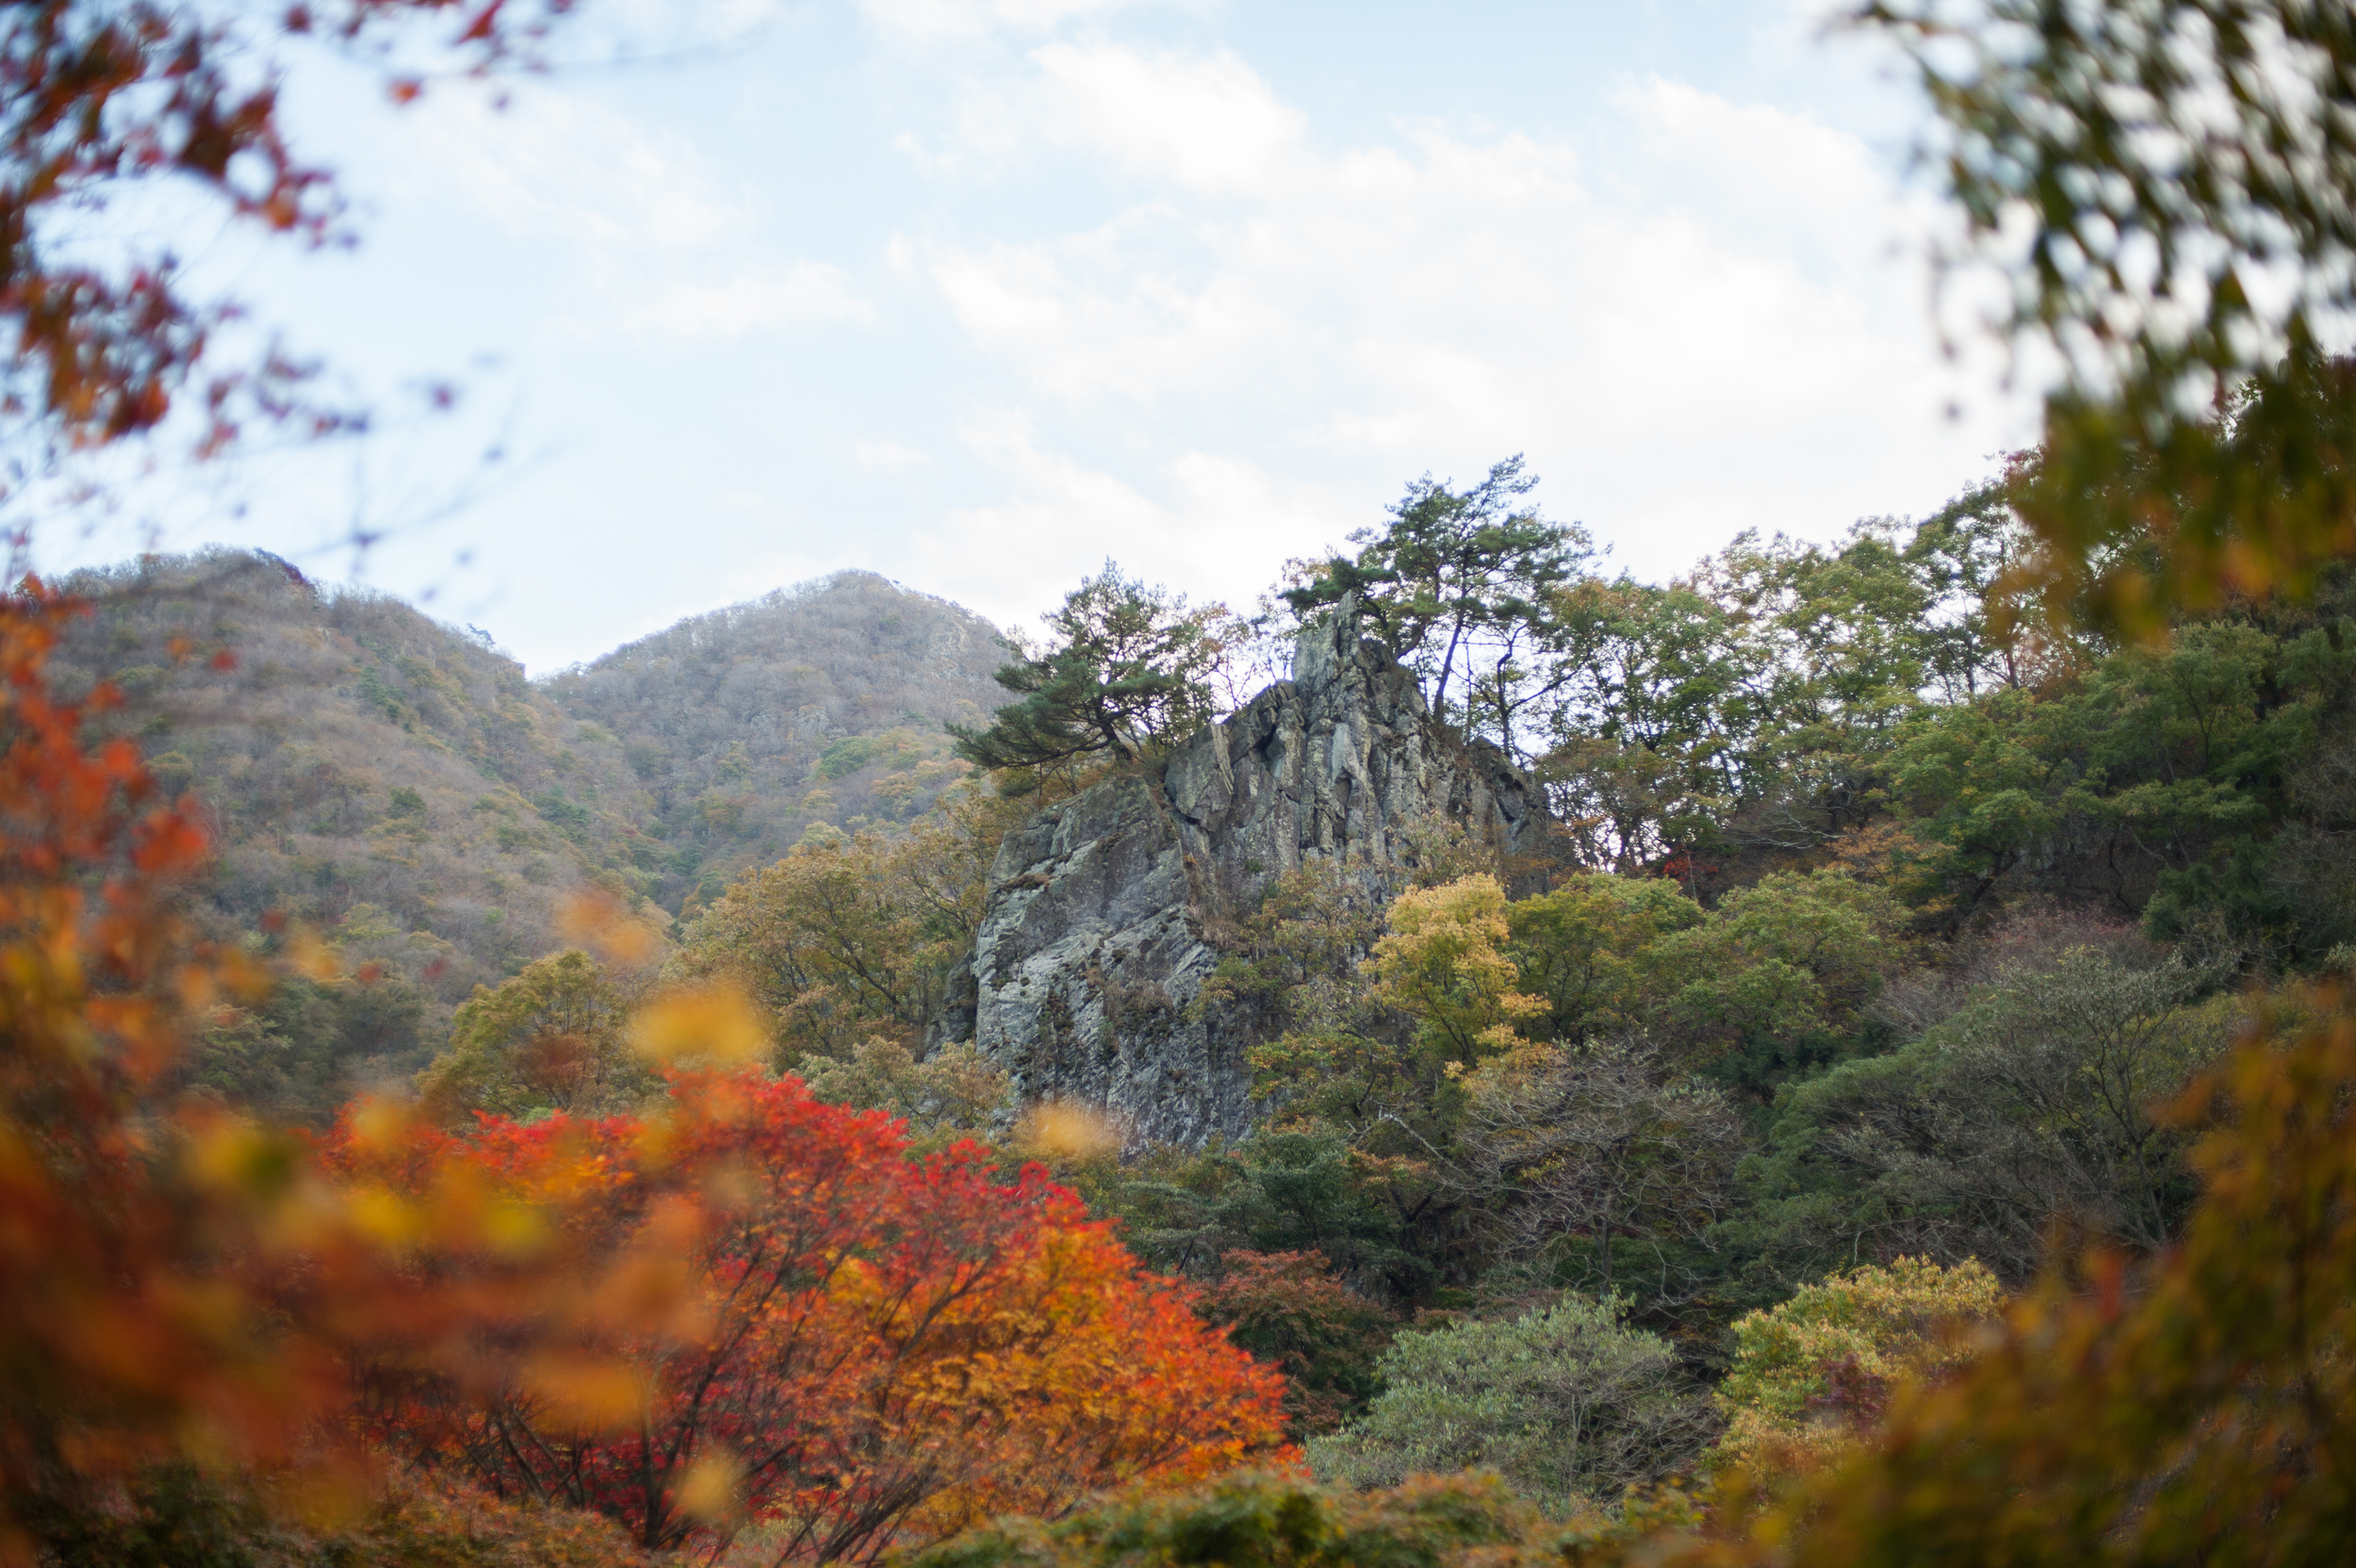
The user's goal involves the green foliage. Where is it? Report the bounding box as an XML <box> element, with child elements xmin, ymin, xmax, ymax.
<box><xmin>1198</xmin><ymin>863</ymin><xmax>1388</xmax><ymax>1048</ymax></box>
<box><xmin>902</xmin><ymin>1470</ymin><xmax>1690</xmax><ymax>1568</ymax></box>
<box><xmin>1887</xmin><ymin>596</ymin><xmax>2356</xmax><ymax>955</ymax></box>
<box><xmin>1538</xmin><ymin>511</ymin><xmax>2035</xmax><ymax>886</ymax></box>
<box><xmin>1505</xmin><ymin>874</ymin><xmax>1703</xmax><ymax>1045</ymax></box>
<box><xmin>1539</xmin><ymin>578</ymin><xmax>1758</xmax><ymax>871</ymax></box>
<box><xmin>1651</xmin><ymin>869</ymin><xmax>1903</xmax><ymax>1093</ymax></box>
<box><xmin>817</xmin><ymin>730</ymin><xmax>919</xmax><ymax>780</ymax></box>
<box><xmin>951</xmin><ymin>561</ymin><xmax>1236</xmax><ymax>778</ymax></box>
<box><xmin>796</xmin><ymin>1035</ymin><xmax>1010</xmax><ymax>1151</ymax></box>
<box><xmin>1285</xmin><ymin>456</ymin><xmax>1595</xmax><ymax>748</ymax></box>
<box><xmin>1647</xmin><ymin>987</ymin><xmax>2356</xmax><ymax>1567</ymax></box>
<box><xmin>1307</xmin><ymin>1294</ymin><xmax>1712</xmax><ymax>1514</ymax></box>
<box><xmin>193</xmin><ymin>972</ymin><xmax>431</xmax><ymax>1124</ymax></box>
<box><xmin>417</xmin><ymin>949</ymin><xmax>650</xmax><ymax>1123</ymax></box>
<box><xmin>667</xmin><ymin>790</ymin><xmax>1015</xmax><ymax>1063</ymax></box>
<box><xmin>1741</xmin><ymin>947</ymin><xmax>2237</xmax><ymax>1283</ymax></box>
<box><xmin>1098</xmin><ymin>1131</ymin><xmax>1432</xmax><ymax>1306</ymax></box>
<box><xmin>543</xmin><ymin>573</ymin><xmax>1002</xmax><ymax>906</ymax></box>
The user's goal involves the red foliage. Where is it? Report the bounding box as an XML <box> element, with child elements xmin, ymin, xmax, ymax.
<box><xmin>1197</xmin><ymin>1250</ymin><xmax>1395</xmax><ymax>1439</ymax></box>
<box><xmin>326</xmin><ymin>1072</ymin><xmax>1292</xmax><ymax>1559</ymax></box>
<box><xmin>0</xmin><ymin>585</ymin><xmax>346</xmax><ymax>1556</ymax></box>
<box><xmin>0</xmin><ymin>585</ymin><xmax>1284</xmax><ymax>1562</ymax></box>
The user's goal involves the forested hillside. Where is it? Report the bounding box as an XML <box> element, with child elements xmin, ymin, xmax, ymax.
<box><xmin>44</xmin><ymin>552</ymin><xmax>1008</xmax><ymax>1118</ymax></box>
<box><xmin>544</xmin><ymin>569</ymin><xmax>1007</xmax><ymax>911</ymax></box>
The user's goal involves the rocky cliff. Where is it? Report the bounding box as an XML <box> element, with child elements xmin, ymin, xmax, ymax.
<box><xmin>967</xmin><ymin>607</ymin><xmax>1546</xmax><ymax>1148</ymax></box>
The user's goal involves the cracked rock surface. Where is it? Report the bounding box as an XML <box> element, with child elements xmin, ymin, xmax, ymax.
<box><xmin>963</xmin><ymin>607</ymin><xmax>1544</xmax><ymax>1148</ymax></box>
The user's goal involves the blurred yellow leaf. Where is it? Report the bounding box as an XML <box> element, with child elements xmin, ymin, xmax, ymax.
<box><xmin>187</xmin><ymin>1118</ymin><xmax>302</xmax><ymax>1198</ymax></box>
<box><xmin>482</xmin><ymin>1198</ymin><xmax>552</xmax><ymax>1259</ymax></box>
<box><xmin>346</xmin><ymin>1096</ymin><xmax>415</xmax><ymax>1156</ymax></box>
<box><xmin>283</xmin><ymin>927</ymin><xmax>340</xmax><ymax>983</ymax></box>
<box><xmin>559</xmin><ymin>890</ymin><xmax>659</xmax><ymax>968</ymax></box>
<box><xmin>1015</xmin><ymin>1100</ymin><xmax>1121</xmax><ymax>1164</ymax></box>
<box><xmin>521</xmin><ymin>1352</ymin><xmax>651</xmax><ymax>1432</ymax></box>
<box><xmin>348</xmin><ymin>1185</ymin><xmax>424</xmax><ymax>1250</ymax></box>
<box><xmin>628</xmin><ymin>986</ymin><xmax>767</xmax><ymax>1065</ymax></box>
<box><xmin>677</xmin><ymin>1448</ymin><xmax>744</xmax><ymax>1524</ymax></box>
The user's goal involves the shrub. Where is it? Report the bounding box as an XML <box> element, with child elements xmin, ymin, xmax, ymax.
<box><xmin>1307</xmin><ymin>1294</ymin><xmax>1711</xmax><ymax>1514</ymax></box>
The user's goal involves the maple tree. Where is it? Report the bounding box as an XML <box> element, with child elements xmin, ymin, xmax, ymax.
<box><xmin>0</xmin><ymin>584</ymin><xmax>483</xmax><ymax>1559</ymax></box>
<box><xmin>332</xmin><ymin>1068</ymin><xmax>1291</xmax><ymax>1560</ymax></box>
<box><xmin>0</xmin><ymin>0</ymin><xmax>578</xmax><ymax>492</ymax></box>
<box><xmin>0</xmin><ymin>573</ymin><xmax>1283</xmax><ymax>1565</ymax></box>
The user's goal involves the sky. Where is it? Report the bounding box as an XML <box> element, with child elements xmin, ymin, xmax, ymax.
<box><xmin>38</xmin><ymin>0</ymin><xmax>2041</xmax><ymax>674</ymax></box>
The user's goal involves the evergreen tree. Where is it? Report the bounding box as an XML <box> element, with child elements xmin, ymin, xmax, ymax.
<box><xmin>1285</xmin><ymin>456</ymin><xmax>1594</xmax><ymax>742</ymax></box>
<box><xmin>951</xmin><ymin>562</ymin><xmax>1234</xmax><ymax>778</ymax></box>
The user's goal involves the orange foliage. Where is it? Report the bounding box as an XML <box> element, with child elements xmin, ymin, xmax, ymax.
<box><xmin>0</xmin><ymin>586</ymin><xmax>352</xmax><ymax>1553</ymax></box>
<box><xmin>0</xmin><ymin>585</ymin><xmax>642</xmax><ymax>1555</ymax></box>
<box><xmin>327</xmin><ymin>1071</ymin><xmax>1291</xmax><ymax>1560</ymax></box>
<box><xmin>0</xmin><ymin>583</ymin><xmax>1283</xmax><ymax>1563</ymax></box>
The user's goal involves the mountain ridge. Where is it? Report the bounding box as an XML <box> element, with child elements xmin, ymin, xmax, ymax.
<box><xmin>48</xmin><ymin>549</ymin><xmax>1014</xmax><ymax>1116</ymax></box>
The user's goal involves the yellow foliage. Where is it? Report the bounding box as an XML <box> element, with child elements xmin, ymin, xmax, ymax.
<box><xmin>627</xmin><ymin>984</ymin><xmax>769</xmax><ymax>1065</ymax></box>
<box><xmin>1015</xmin><ymin>1100</ymin><xmax>1124</xmax><ymax>1165</ymax></box>
<box><xmin>1708</xmin><ymin>1257</ymin><xmax>2004</xmax><ymax>1475</ymax></box>
<box><xmin>1365</xmin><ymin>874</ymin><xmax>1545</xmax><ymax>1063</ymax></box>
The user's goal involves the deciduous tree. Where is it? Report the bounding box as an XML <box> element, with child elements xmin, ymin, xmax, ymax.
<box><xmin>1707</xmin><ymin>1257</ymin><xmax>2003</xmax><ymax>1475</ymax></box>
<box><xmin>1454</xmin><ymin>1039</ymin><xmax>1743</xmax><ymax>1302</ymax></box>
<box><xmin>1285</xmin><ymin>457</ymin><xmax>1595</xmax><ymax>743</ymax></box>
<box><xmin>1306</xmin><ymin>1293</ymin><xmax>1711</xmax><ymax>1514</ymax></box>
<box><xmin>417</xmin><ymin>947</ymin><xmax>649</xmax><ymax>1122</ymax></box>
<box><xmin>335</xmin><ymin>1070</ymin><xmax>1289</xmax><ymax>1559</ymax></box>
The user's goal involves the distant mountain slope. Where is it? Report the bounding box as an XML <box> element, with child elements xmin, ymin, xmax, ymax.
<box><xmin>46</xmin><ymin>552</ymin><xmax>1013</xmax><ymax>1117</ymax></box>
<box><xmin>542</xmin><ymin>571</ymin><xmax>1009</xmax><ymax>911</ymax></box>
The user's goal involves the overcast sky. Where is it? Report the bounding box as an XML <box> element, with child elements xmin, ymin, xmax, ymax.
<box><xmin>41</xmin><ymin>0</ymin><xmax>2039</xmax><ymax>673</ymax></box>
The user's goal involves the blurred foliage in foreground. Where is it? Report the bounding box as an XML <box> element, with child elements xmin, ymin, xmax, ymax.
<box><xmin>0</xmin><ymin>586</ymin><xmax>1284</xmax><ymax>1564</ymax></box>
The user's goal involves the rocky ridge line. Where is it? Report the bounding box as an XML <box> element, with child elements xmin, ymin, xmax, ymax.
<box><xmin>963</xmin><ymin>604</ymin><xmax>1545</xmax><ymax>1147</ymax></box>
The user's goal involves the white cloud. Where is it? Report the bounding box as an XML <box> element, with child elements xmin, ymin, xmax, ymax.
<box><xmin>1028</xmin><ymin>41</ymin><xmax>1307</xmax><ymax>196</ymax></box>
<box><xmin>907</xmin><ymin>43</ymin><xmax>2033</xmax><ymax>590</ymax></box>
<box><xmin>860</xmin><ymin>0</ymin><xmax>1171</xmax><ymax>45</ymax></box>
<box><xmin>417</xmin><ymin>87</ymin><xmax>746</xmax><ymax>253</ymax></box>
<box><xmin>626</xmin><ymin>264</ymin><xmax>874</xmax><ymax>340</ymax></box>
<box><xmin>903</xmin><ymin>413</ymin><xmax>1355</xmax><ymax>628</ymax></box>
<box><xmin>853</xmin><ymin>438</ymin><xmax>935</xmax><ymax>471</ymax></box>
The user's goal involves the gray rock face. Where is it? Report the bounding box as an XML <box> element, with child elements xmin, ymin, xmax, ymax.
<box><xmin>968</xmin><ymin>608</ymin><xmax>1545</xmax><ymax>1148</ymax></box>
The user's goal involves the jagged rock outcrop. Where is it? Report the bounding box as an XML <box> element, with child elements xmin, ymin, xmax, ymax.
<box><xmin>968</xmin><ymin>608</ymin><xmax>1546</xmax><ymax>1148</ymax></box>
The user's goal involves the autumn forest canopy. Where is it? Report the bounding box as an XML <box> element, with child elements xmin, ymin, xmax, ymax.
<box><xmin>9</xmin><ymin>2</ymin><xmax>2356</xmax><ymax>1568</ymax></box>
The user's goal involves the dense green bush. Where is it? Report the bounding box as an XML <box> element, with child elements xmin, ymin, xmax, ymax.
<box><xmin>1306</xmin><ymin>1294</ymin><xmax>1712</xmax><ymax>1513</ymax></box>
